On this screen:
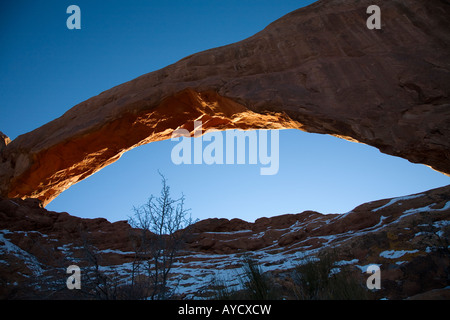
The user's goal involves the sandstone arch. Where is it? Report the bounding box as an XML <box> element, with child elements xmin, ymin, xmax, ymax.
<box><xmin>1</xmin><ymin>0</ymin><xmax>449</xmax><ymax>206</ymax></box>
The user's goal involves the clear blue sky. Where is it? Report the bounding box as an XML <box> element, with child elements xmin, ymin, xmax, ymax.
<box><xmin>1</xmin><ymin>1</ymin><xmax>449</xmax><ymax>223</ymax></box>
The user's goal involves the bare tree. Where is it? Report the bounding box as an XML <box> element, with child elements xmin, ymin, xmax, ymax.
<box><xmin>128</xmin><ymin>172</ymin><xmax>195</xmax><ymax>300</ymax></box>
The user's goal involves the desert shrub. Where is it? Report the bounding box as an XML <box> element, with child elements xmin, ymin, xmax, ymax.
<box><xmin>208</xmin><ymin>277</ymin><xmax>242</xmax><ymax>300</ymax></box>
<box><xmin>291</xmin><ymin>250</ymin><xmax>369</xmax><ymax>300</ymax></box>
<box><xmin>238</xmin><ymin>255</ymin><xmax>279</xmax><ymax>300</ymax></box>
<box><xmin>210</xmin><ymin>255</ymin><xmax>280</xmax><ymax>300</ymax></box>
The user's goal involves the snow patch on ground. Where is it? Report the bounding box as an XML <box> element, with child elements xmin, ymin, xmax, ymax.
<box><xmin>379</xmin><ymin>249</ymin><xmax>419</xmax><ymax>259</ymax></box>
<box><xmin>0</xmin><ymin>229</ymin><xmax>45</xmax><ymax>276</ymax></box>
<box><xmin>355</xmin><ymin>264</ymin><xmax>381</xmax><ymax>272</ymax></box>
<box><xmin>403</xmin><ymin>201</ymin><xmax>450</xmax><ymax>215</ymax></box>
<box><xmin>372</xmin><ymin>194</ymin><xmax>425</xmax><ymax>212</ymax></box>
<box><xmin>203</xmin><ymin>230</ymin><xmax>252</xmax><ymax>235</ymax></box>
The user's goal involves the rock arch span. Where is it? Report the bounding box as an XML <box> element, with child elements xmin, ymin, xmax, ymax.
<box><xmin>1</xmin><ymin>0</ymin><xmax>449</xmax><ymax>206</ymax></box>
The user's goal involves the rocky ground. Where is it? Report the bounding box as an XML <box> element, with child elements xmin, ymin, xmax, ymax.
<box><xmin>1</xmin><ymin>185</ymin><xmax>449</xmax><ymax>300</ymax></box>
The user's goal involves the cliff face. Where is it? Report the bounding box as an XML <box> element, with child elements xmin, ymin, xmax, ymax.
<box><xmin>1</xmin><ymin>185</ymin><xmax>449</xmax><ymax>299</ymax></box>
<box><xmin>1</xmin><ymin>0</ymin><xmax>449</xmax><ymax>206</ymax></box>
<box><xmin>0</xmin><ymin>132</ymin><xmax>10</xmax><ymax>153</ymax></box>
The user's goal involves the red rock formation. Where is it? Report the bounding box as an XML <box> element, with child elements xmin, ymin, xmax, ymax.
<box><xmin>1</xmin><ymin>185</ymin><xmax>449</xmax><ymax>299</ymax></box>
<box><xmin>0</xmin><ymin>0</ymin><xmax>449</xmax><ymax>206</ymax></box>
<box><xmin>0</xmin><ymin>132</ymin><xmax>10</xmax><ymax>153</ymax></box>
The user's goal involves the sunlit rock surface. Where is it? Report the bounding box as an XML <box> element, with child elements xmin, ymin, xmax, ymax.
<box><xmin>0</xmin><ymin>0</ymin><xmax>449</xmax><ymax>206</ymax></box>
